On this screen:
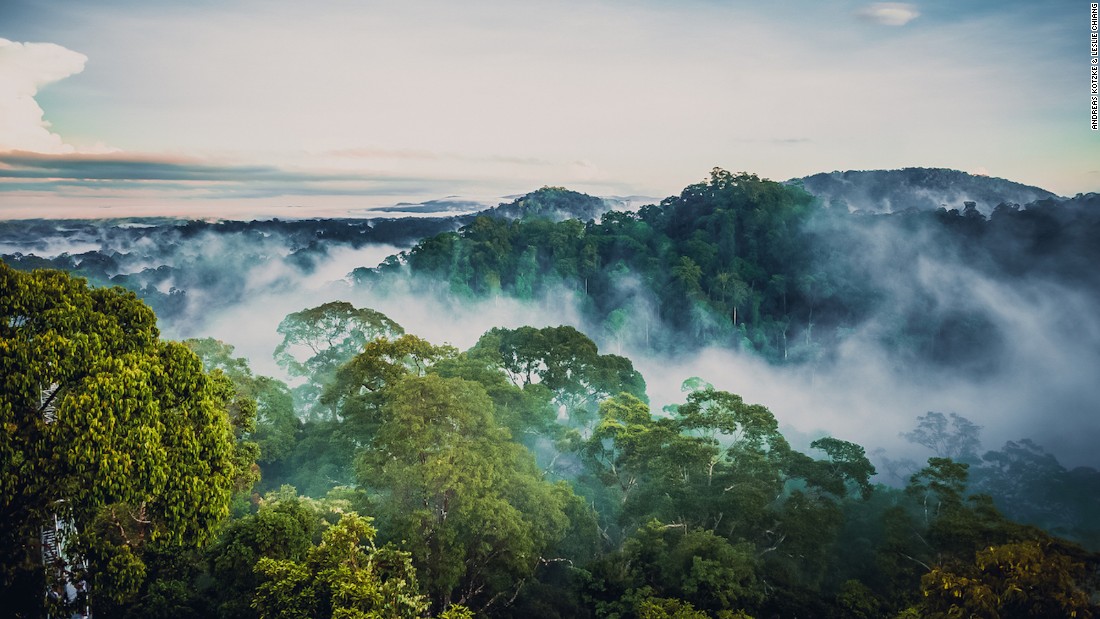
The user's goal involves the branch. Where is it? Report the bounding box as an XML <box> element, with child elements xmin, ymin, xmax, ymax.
<box><xmin>910</xmin><ymin>528</ymin><xmax>934</xmax><ymax>550</ymax></box>
<box><xmin>898</xmin><ymin>552</ymin><xmax>933</xmax><ymax>572</ymax></box>
<box><xmin>537</xmin><ymin>557</ymin><xmax>575</xmax><ymax>568</ymax></box>
<box><xmin>543</xmin><ymin>451</ymin><xmax>564</xmax><ymax>477</ymax></box>
<box><xmin>757</xmin><ymin>537</ymin><xmax>786</xmax><ymax>556</ymax></box>
<box><xmin>481</xmin><ymin>577</ymin><xmax>525</xmax><ymax>612</ymax></box>
<box><xmin>38</xmin><ymin>383</ymin><xmax>63</xmax><ymax>416</ymax></box>
<box><xmin>596</xmin><ymin>523</ymin><xmax>613</xmax><ymax>546</ymax></box>
<box><xmin>129</xmin><ymin>501</ymin><xmax>151</xmax><ymax>525</ymax></box>
<box><xmin>756</xmin><ymin>530</ymin><xmax>786</xmax><ymax>557</ymax></box>
<box><xmin>110</xmin><ymin>507</ymin><xmax>133</xmax><ymax>547</ymax></box>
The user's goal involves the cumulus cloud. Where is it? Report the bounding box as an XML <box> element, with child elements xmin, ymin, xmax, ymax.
<box><xmin>0</xmin><ymin>38</ymin><xmax>91</xmax><ymax>153</ymax></box>
<box><xmin>857</xmin><ymin>3</ymin><xmax>920</xmax><ymax>26</ymax></box>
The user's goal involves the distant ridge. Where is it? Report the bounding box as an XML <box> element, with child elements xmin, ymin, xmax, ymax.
<box><xmin>477</xmin><ymin>186</ymin><xmax>611</xmax><ymax>222</ymax></box>
<box><xmin>373</xmin><ymin>196</ymin><xmax>495</xmax><ymax>215</ymax></box>
<box><xmin>792</xmin><ymin>167</ymin><xmax>1061</xmax><ymax>215</ymax></box>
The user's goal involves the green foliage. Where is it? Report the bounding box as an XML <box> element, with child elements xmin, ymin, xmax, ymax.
<box><xmin>587</xmin><ymin>521</ymin><xmax>762</xmax><ymax>619</ymax></box>
<box><xmin>0</xmin><ymin>262</ymin><xmax>237</xmax><ymax>610</ymax></box>
<box><xmin>259</xmin><ymin>419</ymin><xmax>358</xmax><ymax>498</ymax></box>
<box><xmin>431</xmin><ymin>352</ymin><xmax>558</xmax><ymax>445</ymax></box>
<box><xmin>906</xmin><ymin>458</ymin><xmax>970</xmax><ymax>527</ymax></box>
<box><xmin>252</xmin><ymin>512</ymin><xmax>428</xmax><ymax>619</ymax></box>
<box><xmin>581</xmin><ymin>393</ymin><xmax>674</xmax><ymax>515</ymax></box>
<box><xmin>636</xmin><ymin>594</ymin><xmax>710</xmax><ymax>619</ymax></box>
<box><xmin>346</xmin><ymin>362</ymin><xmax>581</xmax><ymax>613</ymax></box>
<box><xmin>482</xmin><ymin>186</ymin><xmax>610</xmax><ymax>222</ymax></box>
<box><xmin>274</xmin><ymin>302</ymin><xmax>404</xmax><ymax>418</ymax></box>
<box><xmin>834</xmin><ymin>579</ymin><xmax>883</xmax><ymax>619</ymax></box>
<box><xmin>205</xmin><ymin>491</ymin><xmax>320</xmax><ymax>618</ymax></box>
<box><xmin>9</xmin><ymin>168</ymin><xmax>1100</xmax><ymax>618</ymax></box>
<box><xmin>396</xmin><ymin>169</ymin><xmax>819</xmax><ymax>359</ymax></box>
<box><xmin>185</xmin><ymin>338</ymin><xmax>299</xmax><ymax>464</ymax></box>
<box><xmin>469</xmin><ymin>325</ymin><xmax>647</xmax><ymax>429</ymax></box>
<box><xmin>184</xmin><ymin>339</ymin><xmax>264</xmax><ymax>501</ymax></box>
<box><xmin>322</xmin><ymin>334</ymin><xmax>457</xmax><ymax>439</ymax></box>
<box><xmin>973</xmin><ymin>439</ymin><xmax>1100</xmax><ymax>549</ymax></box>
<box><xmin>573</xmin><ymin>384</ymin><xmax>895</xmax><ymax>616</ymax></box>
<box><xmin>437</xmin><ymin>604</ymin><xmax>475</xmax><ymax>619</ymax></box>
<box><xmin>919</xmin><ymin>540</ymin><xmax>1098</xmax><ymax>618</ymax></box>
<box><xmin>629</xmin><ymin>521</ymin><xmax>763</xmax><ymax>612</ymax></box>
<box><xmin>799</xmin><ymin>437</ymin><xmax>877</xmax><ymax>500</ymax></box>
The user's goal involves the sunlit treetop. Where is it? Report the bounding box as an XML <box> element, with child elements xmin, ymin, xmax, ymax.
<box><xmin>0</xmin><ymin>261</ymin><xmax>238</xmax><ymax>605</ymax></box>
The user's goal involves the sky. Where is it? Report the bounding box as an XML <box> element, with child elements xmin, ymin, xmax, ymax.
<box><xmin>0</xmin><ymin>0</ymin><xmax>1095</xmax><ymax>219</ymax></box>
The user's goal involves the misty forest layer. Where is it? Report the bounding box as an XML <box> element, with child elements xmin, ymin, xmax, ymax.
<box><xmin>2</xmin><ymin>168</ymin><xmax>1100</xmax><ymax>618</ymax></box>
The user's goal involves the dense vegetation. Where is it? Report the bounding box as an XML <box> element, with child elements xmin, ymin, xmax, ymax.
<box><xmin>3</xmin><ymin>266</ymin><xmax>1099</xmax><ymax>617</ymax></box>
<box><xmin>2</xmin><ymin>169</ymin><xmax>1100</xmax><ymax>617</ymax></box>
<box><xmin>0</xmin><ymin>216</ymin><xmax>469</xmax><ymax>326</ymax></box>
<box><xmin>797</xmin><ymin>167</ymin><xmax>1059</xmax><ymax>214</ymax></box>
<box><xmin>361</xmin><ymin>169</ymin><xmax>1100</xmax><ymax>374</ymax></box>
<box><xmin>0</xmin><ymin>263</ymin><xmax>245</xmax><ymax>617</ymax></box>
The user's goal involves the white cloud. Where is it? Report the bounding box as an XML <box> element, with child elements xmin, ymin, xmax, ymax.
<box><xmin>0</xmin><ymin>38</ymin><xmax>89</xmax><ymax>153</ymax></box>
<box><xmin>1</xmin><ymin>1</ymin><xmax>1092</xmax><ymax>208</ymax></box>
<box><xmin>857</xmin><ymin>2</ymin><xmax>920</xmax><ymax>26</ymax></box>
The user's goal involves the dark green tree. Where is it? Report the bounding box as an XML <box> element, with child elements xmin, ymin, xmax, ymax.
<box><xmin>274</xmin><ymin>302</ymin><xmax>404</xmax><ymax>418</ymax></box>
<box><xmin>356</xmin><ymin>374</ymin><xmax>580</xmax><ymax>613</ymax></box>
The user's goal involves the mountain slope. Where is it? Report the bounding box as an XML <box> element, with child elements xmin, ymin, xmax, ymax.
<box><xmin>794</xmin><ymin>167</ymin><xmax>1060</xmax><ymax>214</ymax></box>
<box><xmin>478</xmin><ymin>186</ymin><xmax>611</xmax><ymax>222</ymax></box>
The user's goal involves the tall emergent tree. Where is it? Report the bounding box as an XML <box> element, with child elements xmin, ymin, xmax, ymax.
<box><xmin>274</xmin><ymin>301</ymin><xmax>405</xmax><ymax>418</ymax></box>
<box><xmin>0</xmin><ymin>262</ymin><xmax>238</xmax><ymax>616</ymax></box>
<box><xmin>324</xmin><ymin>332</ymin><xmax>588</xmax><ymax>614</ymax></box>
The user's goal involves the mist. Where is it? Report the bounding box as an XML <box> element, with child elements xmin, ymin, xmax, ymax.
<box><xmin>184</xmin><ymin>254</ymin><xmax>586</xmax><ymax>380</ymax></box>
<box><xmin>795</xmin><ymin>168</ymin><xmax>1062</xmax><ymax>215</ymax></box>
<box><xmin>3</xmin><ymin>193</ymin><xmax>1098</xmax><ymax>479</ymax></box>
<box><xmin>174</xmin><ymin>222</ymin><xmax>1100</xmax><ymax>474</ymax></box>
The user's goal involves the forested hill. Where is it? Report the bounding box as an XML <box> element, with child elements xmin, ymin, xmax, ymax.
<box><xmin>478</xmin><ymin>186</ymin><xmax>612</xmax><ymax>222</ymax></box>
<box><xmin>364</xmin><ymin>169</ymin><xmax>1100</xmax><ymax>374</ymax></box>
<box><xmin>0</xmin><ymin>188</ymin><xmax>612</xmax><ymax>324</ymax></box>
<box><xmin>795</xmin><ymin>167</ymin><xmax>1060</xmax><ymax>214</ymax></box>
<box><xmin>3</xmin><ymin>169</ymin><xmax>1098</xmax><ymax>377</ymax></box>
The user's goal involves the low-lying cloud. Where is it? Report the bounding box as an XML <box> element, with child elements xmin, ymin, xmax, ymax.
<box><xmin>5</xmin><ymin>211</ymin><xmax>1097</xmax><ymax>476</ymax></box>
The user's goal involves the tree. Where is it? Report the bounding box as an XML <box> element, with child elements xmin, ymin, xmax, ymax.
<box><xmin>628</xmin><ymin>521</ymin><xmax>762</xmax><ymax>613</ymax></box>
<box><xmin>252</xmin><ymin>512</ymin><xmax>429</xmax><ymax>619</ymax></box>
<box><xmin>971</xmin><ymin>440</ymin><xmax>1100</xmax><ymax>548</ymax></box>
<box><xmin>901</xmin><ymin>412</ymin><xmax>982</xmax><ymax>462</ymax></box>
<box><xmin>185</xmin><ymin>338</ymin><xmax>300</xmax><ymax>469</ymax></box>
<box><xmin>906</xmin><ymin>457</ymin><xmax>969</xmax><ymax>528</ymax></box>
<box><xmin>667</xmin><ymin>388</ymin><xmax>790</xmax><ymax>534</ymax></box>
<box><xmin>899</xmin><ymin>456</ymin><xmax>1039</xmax><ymax>581</ymax></box>
<box><xmin>430</xmin><ymin>353</ymin><xmax>558</xmax><ymax>447</ymax></box>
<box><xmin>468</xmin><ymin>325</ymin><xmax>647</xmax><ymax>430</ymax></box>
<box><xmin>580</xmin><ymin>393</ymin><xmax>673</xmax><ymax>509</ymax></box>
<box><xmin>672</xmin><ymin>257</ymin><xmax>704</xmax><ymax>296</ymax></box>
<box><xmin>205</xmin><ymin>489</ymin><xmax>320</xmax><ymax>619</ymax></box>
<box><xmin>183</xmin><ymin>338</ymin><xmax>264</xmax><ymax>504</ymax></box>
<box><xmin>586</xmin><ymin>520</ymin><xmax>762</xmax><ymax>618</ymax></box>
<box><xmin>274</xmin><ymin>302</ymin><xmax>404</xmax><ymax>418</ymax></box>
<box><xmin>321</xmin><ymin>334</ymin><xmax>457</xmax><ymax>440</ymax></box>
<box><xmin>0</xmin><ymin>262</ymin><xmax>238</xmax><ymax>614</ymax></box>
<box><xmin>919</xmin><ymin>540</ymin><xmax>1098</xmax><ymax>618</ymax></box>
<box><xmin>799</xmin><ymin>437</ymin><xmax>876</xmax><ymax>500</ymax></box>
<box><xmin>354</xmin><ymin>373</ymin><xmax>578</xmax><ymax>614</ymax></box>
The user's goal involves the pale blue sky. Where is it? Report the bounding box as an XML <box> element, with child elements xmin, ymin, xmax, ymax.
<box><xmin>0</xmin><ymin>0</ymin><xmax>1094</xmax><ymax>217</ymax></box>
